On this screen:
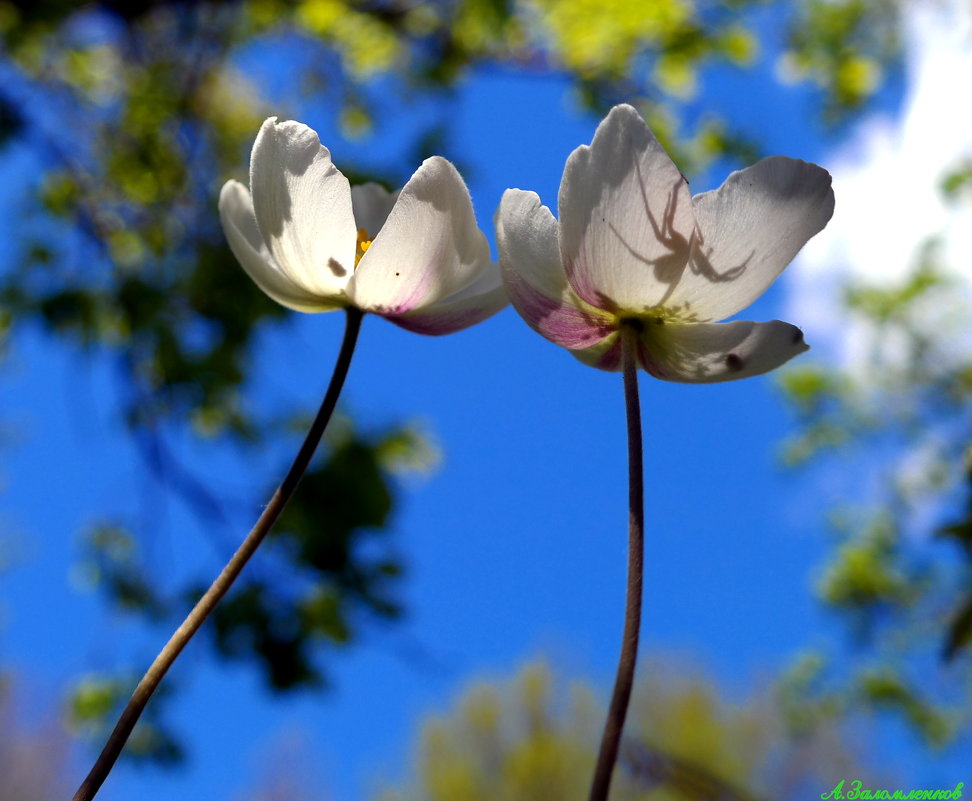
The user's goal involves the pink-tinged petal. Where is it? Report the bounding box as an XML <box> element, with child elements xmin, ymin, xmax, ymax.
<box><xmin>249</xmin><ymin>117</ymin><xmax>356</xmax><ymax>298</ymax></box>
<box><xmin>218</xmin><ymin>180</ymin><xmax>339</xmax><ymax>313</ymax></box>
<box><xmin>570</xmin><ymin>332</ymin><xmax>624</xmax><ymax>371</ymax></box>
<box><xmin>497</xmin><ymin>189</ymin><xmax>616</xmax><ymax>349</ymax></box>
<box><xmin>559</xmin><ymin>104</ymin><xmax>696</xmax><ymax>314</ymax></box>
<box><xmin>383</xmin><ymin>264</ymin><xmax>507</xmax><ymax>335</ymax></box>
<box><xmin>643</xmin><ymin>319</ymin><xmax>810</xmax><ymax>383</ymax></box>
<box><xmin>670</xmin><ymin>156</ymin><xmax>835</xmax><ymax>322</ymax></box>
<box><xmin>351</xmin><ymin>183</ymin><xmax>399</xmax><ymax>237</ymax></box>
<box><xmin>347</xmin><ymin>157</ymin><xmax>492</xmax><ymax>314</ymax></box>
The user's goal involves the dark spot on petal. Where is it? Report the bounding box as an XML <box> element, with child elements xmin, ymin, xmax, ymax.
<box><xmin>395</xmin><ymin>272</ymin><xmax>400</xmax><ymax>276</ymax></box>
<box><xmin>619</xmin><ymin>316</ymin><xmax>645</xmax><ymax>333</ymax></box>
<box><xmin>725</xmin><ymin>353</ymin><xmax>744</xmax><ymax>371</ymax></box>
<box><xmin>327</xmin><ymin>258</ymin><xmax>347</xmax><ymax>277</ymax></box>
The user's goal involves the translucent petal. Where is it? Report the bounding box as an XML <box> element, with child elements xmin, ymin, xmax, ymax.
<box><xmin>218</xmin><ymin>181</ymin><xmax>337</xmax><ymax>313</ymax></box>
<box><xmin>641</xmin><ymin>319</ymin><xmax>810</xmax><ymax>383</ymax></box>
<box><xmin>670</xmin><ymin>156</ymin><xmax>835</xmax><ymax>321</ymax></box>
<box><xmin>559</xmin><ymin>104</ymin><xmax>696</xmax><ymax>314</ymax></box>
<box><xmin>569</xmin><ymin>333</ymin><xmax>624</xmax><ymax>371</ymax></box>
<box><xmin>384</xmin><ymin>264</ymin><xmax>507</xmax><ymax>335</ymax></box>
<box><xmin>497</xmin><ymin>189</ymin><xmax>615</xmax><ymax>350</ymax></box>
<box><xmin>249</xmin><ymin>118</ymin><xmax>355</xmax><ymax>298</ymax></box>
<box><xmin>347</xmin><ymin>157</ymin><xmax>492</xmax><ymax>314</ymax></box>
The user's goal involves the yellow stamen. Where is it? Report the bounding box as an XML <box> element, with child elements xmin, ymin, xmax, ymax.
<box><xmin>355</xmin><ymin>228</ymin><xmax>373</xmax><ymax>267</ymax></box>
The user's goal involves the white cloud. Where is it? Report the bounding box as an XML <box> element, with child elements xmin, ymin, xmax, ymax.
<box><xmin>785</xmin><ymin>0</ymin><xmax>972</xmax><ymax>367</ymax></box>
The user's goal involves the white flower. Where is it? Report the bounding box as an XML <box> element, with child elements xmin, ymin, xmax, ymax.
<box><xmin>219</xmin><ymin>117</ymin><xmax>507</xmax><ymax>334</ymax></box>
<box><xmin>496</xmin><ymin>104</ymin><xmax>835</xmax><ymax>381</ymax></box>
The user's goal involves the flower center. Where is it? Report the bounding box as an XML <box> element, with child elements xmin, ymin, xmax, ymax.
<box><xmin>617</xmin><ymin>312</ymin><xmax>669</xmax><ymax>332</ymax></box>
<box><xmin>355</xmin><ymin>228</ymin><xmax>373</xmax><ymax>267</ymax></box>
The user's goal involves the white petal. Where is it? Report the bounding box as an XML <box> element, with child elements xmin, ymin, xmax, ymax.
<box><xmin>218</xmin><ymin>180</ymin><xmax>337</xmax><ymax>313</ymax></box>
<box><xmin>642</xmin><ymin>319</ymin><xmax>810</xmax><ymax>383</ymax></box>
<box><xmin>383</xmin><ymin>263</ymin><xmax>508</xmax><ymax>335</ymax></box>
<box><xmin>559</xmin><ymin>104</ymin><xmax>696</xmax><ymax>314</ymax></box>
<box><xmin>497</xmin><ymin>189</ymin><xmax>615</xmax><ymax>349</ymax></box>
<box><xmin>249</xmin><ymin>117</ymin><xmax>355</xmax><ymax>298</ymax></box>
<box><xmin>672</xmin><ymin>156</ymin><xmax>835</xmax><ymax>321</ymax></box>
<box><xmin>351</xmin><ymin>183</ymin><xmax>400</xmax><ymax>237</ymax></box>
<box><xmin>346</xmin><ymin>157</ymin><xmax>492</xmax><ymax>314</ymax></box>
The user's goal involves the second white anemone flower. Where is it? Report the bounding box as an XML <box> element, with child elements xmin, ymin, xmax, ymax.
<box><xmin>219</xmin><ymin>117</ymin><xmax>507</xmax><ymax>334</ymax></box>
<box><xmin>497</xmin><ymin>104</ymin><xmax>834</xmax><ymax>381</ymax></box>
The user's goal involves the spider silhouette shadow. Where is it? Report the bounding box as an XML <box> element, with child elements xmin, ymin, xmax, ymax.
<box><xmin>595</xmin><ymin>163</ymin><xmax>753</xmax><ymax>320</ymax></box>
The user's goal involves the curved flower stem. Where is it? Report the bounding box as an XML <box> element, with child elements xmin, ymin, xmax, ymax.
<box><xmin>72</xmin><ymin>307</ymin><xmax>365</xmax><ymax>801</ymax></box>
<box><xmin>588</xmin><ymin>323</ymin><xmax>645</xmax><ymax>801</ymax></box>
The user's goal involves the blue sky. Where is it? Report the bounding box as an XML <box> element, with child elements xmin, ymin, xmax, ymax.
<box><xmin>1</xmin><ymin>8</ymin><xmax>968</xmax><ymax>800</ymax></box>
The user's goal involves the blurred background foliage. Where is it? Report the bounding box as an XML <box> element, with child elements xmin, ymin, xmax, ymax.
<box><xmin>778</xmin><ymin>215</ymin><xmax>972</xmax><ymax>747</ymax></box>
<box><xmin>1</xmin><ymin>0</ymin><xmax>970</xmax><ymax>789</ymax></box>
<box><xmin>236</xmin><ymin>660</ymin><xmax>878</xmax><ymax>801</ymax></box>
<box><xmin>0</xmin><ymin>660</ymin><xmax>876</xmax><ymax>801</ymax></box>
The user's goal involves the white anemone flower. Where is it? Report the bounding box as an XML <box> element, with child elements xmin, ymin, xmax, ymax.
<box><xmin>497</xmin><ymin>104</ymin><xmax>835</xmax><ymax>381</ymax></box>
<box><xmin>219</xmin><ymin>117</ymin><xmax>507</xmax><ymax>335</ymax></box>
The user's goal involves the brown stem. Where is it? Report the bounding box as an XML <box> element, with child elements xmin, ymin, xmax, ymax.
<box><xmin>71</xmin><ymin>307</ymin><xmax>365</xmax><ymax>801</ymax></box>
<box><xmin>588</xmin><ymin>324</ymin><xmax>645</xmax><ymax>801</ymax></box>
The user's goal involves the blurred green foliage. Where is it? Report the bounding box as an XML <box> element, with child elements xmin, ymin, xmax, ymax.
<box><xmin>201</xmin><ymin>427</ymin><xmax>408</xmax><ymax>691</ymax></box>
<box><xmin>364</xmin><ymin>660</ymin><xmax>875</xmax><ymax>801</ymax></box>
<box><xmin>65</xmin><ymin>421</ymin><xmax>424</xmax><ymax>758</ymax></box>
<box><xmin>778</xmin><ymin>214</ymin><xmax>972</xmax><ymax>745</ymax></box>
<box><xmin>783</xmin><ymin>0</ymin><xmax>900</xmax><ymax>121</ymax></box>
<box><xmin>67</xmin><ymin>672</ymin><xmax>185</xmax><ymax>765</ymax></box>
